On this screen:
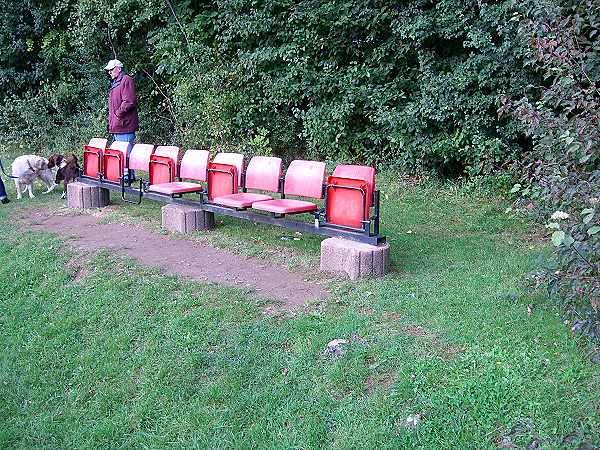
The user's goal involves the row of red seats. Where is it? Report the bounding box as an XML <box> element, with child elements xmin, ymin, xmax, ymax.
<box><xmin>83</xmin><ymin>138</ymin><xmax>377</xmax><ymax>231</ymax></box>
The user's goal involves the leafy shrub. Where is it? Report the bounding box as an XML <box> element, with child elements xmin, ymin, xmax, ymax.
<box><xmin>0</xmin><ymin>0</ymin><xmax>536</xmax><ymax>174</ymax></box>
<box><xmin>501</xmin><ymin>0</ymin><xmax>600</xmax><ymax>342</ymax></box>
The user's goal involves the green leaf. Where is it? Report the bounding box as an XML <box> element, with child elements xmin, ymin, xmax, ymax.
<box><xmin>581</xmin><ymin>208</ymin><xmax>594</xmax><ymax>215</ymax></box>
<box><xmin>545</xmin><ymin>222</ymin><xmax>560</xmax><ymax>230</ymax></box>
<box><xmin>563</xmin><ymin>235</ymin><xmax>575</xmax><ymax>246</ymax></box>
<box><xmin>510</xmin><ymin>184</ymin><xmax>521</xmax><ymax>194</ymax></box>
<box><xmin>587</xmin><ymin>226</ymin><xmax>600</xmax><ymax>236</ymax></box>
<box><xmin>551</xmin><ymin>230</ymin><xmax>566</xmax><ymax>246</ymax></box>
<box><xmin>583</xmin><ymin>214</ymin><xmax>594</xmax><ymax>224</ymax></box>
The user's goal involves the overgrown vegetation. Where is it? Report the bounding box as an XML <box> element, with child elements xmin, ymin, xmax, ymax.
<box><xmin>1</xmin><ymin>0</ymin><xmax>539</xmax><ymax>174</ymax></box>
<box><xmin>501</xmin><ymin>0</ymin><xmax>600</xmax><ymax>343</ymax></box>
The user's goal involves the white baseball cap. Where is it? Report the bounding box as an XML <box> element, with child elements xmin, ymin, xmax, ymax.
<box><xmin>104</xmin><ymin>59</ymin><xmax>124</xmax><ymax>71</ymax></box>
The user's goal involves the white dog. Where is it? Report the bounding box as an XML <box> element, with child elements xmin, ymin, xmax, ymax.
<box><xmin>11</xmin><ymin>154</ymin><xmax>64</xmax><ymax>199</ymax></box>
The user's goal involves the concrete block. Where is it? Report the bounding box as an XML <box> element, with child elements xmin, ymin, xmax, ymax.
<box><xmin>320</xmin><ymin>237</ymin><xmax>390</xmax><ymax>280</ymax></box>
<box><xmin>67</xmin><ymin>182</ymin><xmax>109</xmax><ymax>208</ymax></box>
<box><xmin>161</xmin><ymin>204</ymin><xmax>214</xmax><ymax>233</ymax></box>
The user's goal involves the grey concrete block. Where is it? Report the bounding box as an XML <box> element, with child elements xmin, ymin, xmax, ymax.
<box><xmin>161</xmin><ymin>204</ymin><xmax>214</xmax><ymax>233</ymax></box>
<box><xmin>320</xmin><ymin>237</ymin><xmax>390</xmax><ymax>280</ymax></box>
<box><xmin>67</xmin><ymin>182</ymin><xmax>109</xmax><ymax>209</ymax></box>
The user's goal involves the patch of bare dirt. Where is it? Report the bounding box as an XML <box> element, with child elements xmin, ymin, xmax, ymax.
<box><xmin>401</xmin><ymin>324</ymin><xmax>464</xmax><ymax>360</ymax></box>
<box><xmin>365</xmin><ymin>371</ymin><xmax>395</xmax><ymax>396</ymax></box>
<box><xmin>382</xmin><ymin>310</ymin><xmax>402</xmax><ymax>321</ymax></box>
<box><xmin>24</xmin><ymin>209</ymin><xmax>329</xmax><ymax>309</ymax></box>
<box><xmin>63</xmin><ymin>252</ymin><xmax>94</xmax><ymax>283</ymax></box>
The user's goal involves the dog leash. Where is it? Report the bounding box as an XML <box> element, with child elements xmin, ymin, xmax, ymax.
<box><xmin>0</xmin><ymin>157</ymin><xmax>18</xmax><ymax>179</ymax></box>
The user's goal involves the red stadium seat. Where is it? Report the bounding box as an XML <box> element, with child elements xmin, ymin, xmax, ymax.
<box><xmin>207</xmin><ymin>153</ymin><xmax>244</xmax><ymax>201</ymax></box>
<box><xmin>148</xmin><ymin>149</ymin><xmax>209</xmax><ymax>196</ymax></box>
<box><xmin>212</xmin><ymin>156</ymin><xmax>281</xmax><ymax>208</ymax></box>
<box><xmin>326</xmin><ymin>165</ymin><xmax>376</xmax><ymax>229</ymax></box>
<box><xmin>251</xmin><ymin>160</ymin><xmax>325</xmax><ymax>214</ymax></box>
<box><xmin>83</xmin><ymin>137</ymin><xmax>108</xmax><ymax>178</ymax></box>
<box><xmin>103</xmin><ymin>141</ymin><xmax>129</xmax><ymax>182</ymax></box>
<box><xmin>128</xmin><ymin>144</ymin><xmax>155</xmax><ymax>172</ymax></box>
<box><xmin>154</xmin><ymin>145</ymin><xmax>181</xmax><ymax>162</ymax></box>
<box><xmin>147</xmin><ymin>145</ymin><xmax>181</xmax><ymax>187</ymax></box>
<box><xmin>149</xmin><ymin>155</ymin><xmax>176</xmax><ymax>185</ymax></box>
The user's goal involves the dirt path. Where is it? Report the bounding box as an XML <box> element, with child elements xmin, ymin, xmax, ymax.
<box><xmin>24</xmin><ymin>209</ymin><xmax>329</xmax><ymax>308</ymax></box>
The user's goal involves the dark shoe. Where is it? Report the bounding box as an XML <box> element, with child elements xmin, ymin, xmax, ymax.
<box><xmin>1</xmin><ymin>197</ymin><xmax>9</xmax><ymax>204</ymax></box>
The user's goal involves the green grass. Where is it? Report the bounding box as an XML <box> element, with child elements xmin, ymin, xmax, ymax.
<box><xmin>0</xmin><ymin>173</ymin><xmax>598</xmax><ymax>449</ymax></box>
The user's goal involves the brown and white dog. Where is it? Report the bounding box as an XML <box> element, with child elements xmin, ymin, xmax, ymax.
<box><xmin>55</xmin><ymin>154</ymin><xmax>80</xmax><ymax>199</ymax></box>
<box><xmin>11</xmin><ymin>154</ymin><xmax>64</xmax><ymax>199</ymax></box>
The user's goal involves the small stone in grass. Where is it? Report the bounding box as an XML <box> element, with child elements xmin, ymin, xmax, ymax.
<box><xmin>325</xmin><ymin>339</ymin><xmax>348</xmax><ymax>358</ymax></box>
<box><xmin>402</xmin><ymin>414</ymin><xmax>422</xmax><ymax>429</ymax></box>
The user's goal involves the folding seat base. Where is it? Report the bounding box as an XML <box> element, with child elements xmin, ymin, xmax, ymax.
<box><xmin>212</xmin><ymin>192</ymin><xmax>272</xmax><ymax>209</ymax></box>
<box><xmin>251</xmin><ymin>199</ymin><xmax>317</xmax><ymax>214</ymax></box>
<box><xmin>149</xmin><ymin>182</ymin><xmax>204</xmax><ymax>195</ymax></box>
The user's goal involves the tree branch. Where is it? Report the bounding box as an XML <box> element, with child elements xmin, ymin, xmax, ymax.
<box><xmin>164</xmin><ymin>0</ymin><xmax>196</xmax><ymax>64</ymax></box>
<box><xmin>107</xmin><ymin>25</ymin><xmax>117</xmax><ymax>59</ymax></box>
<box><xmin>141</xmin><ymin>68</ymin><xmax>178</xmax><ymax>125</ymax></box>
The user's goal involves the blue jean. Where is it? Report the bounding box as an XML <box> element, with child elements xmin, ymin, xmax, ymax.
<box><xmin>0</xmin><ymin>176</ymin><xmax>8</xmax><ymax>202</ymax></box>
<box><xmin>112</xmin><ymin>133</ymin><xmax>136</xmax><ymax>179</ymax></box>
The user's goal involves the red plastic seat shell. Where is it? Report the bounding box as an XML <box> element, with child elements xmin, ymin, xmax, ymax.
<box><xmin>213</xmin><ymin>192</ymin><xmax>273</xmax><ymax>208</ymax></box>
<box><xmin>148</xmin><ymin>181</ymin><xmax>203</xmax><ymax>195</ymax></box>
<box><xmin>207</xmin><ymin>162</ymin><xmax>239</xmax><ymax>201</ymax></box>
<box><xmin>252</xmin><ymin>199</ymin><xmax>317</xmax><ymax>214</ymax></box>
<box><xmin>88</xmin><ymin>138</ymin><xmax>108</xmax><ymax>150</ymax></box>
<box><xmin>245</xmin><ymin>156</ymin><xmax>282</xmax><ymax>192</ymax></box>
<box><xmin>129</xmin><ymin>144</ymin><xmax>155</xmax><ymax>171</ymax></box>
<box><xmin>83</xmin><ymin>145</ymin><xmax>103</xmax><ymax>178</ymax></box>
<box><xmin>332</xmin><ymin>164</ymin><xmax>375</xmax><ymax>210</ymax></box>
<box><xmin>149</xmin><ymin>155</ymin><xmax>176</xmax><ymax>185</ymax></box>
<box><xmin>284</xmin><ymin>160</ymin><xmax>326</xmax><ymax>199</ymax></box>
<box><xmin>180</xmin><ymin>149</ymin><xmax>210</xmax><ymax>182</ymax></box>
<box><xmin>213</xmin><ymin>153</ymin><xmax>244</xmax><ymax>185</ymax></box>
<box><xmin>103</xmin><ymin>148</ymin><xmax>125</xmax><ymax>182</ymax></box>
<box><xmin>108</xmin><ymin>141</ymin><xmax>130</xmax><ymax>157</ymax></box>
<box><xmin>154</xmin><ymin>146</ymin><xmax>181</xmax><ymax>162</ymax></box>
<box><xmin>326</xmin><ymin>176</ymin><xmax>369</xmax><ymax>229</ymax></box>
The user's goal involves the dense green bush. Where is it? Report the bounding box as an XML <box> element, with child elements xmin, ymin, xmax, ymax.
<box><xmin>502</xmin><ymin>0</ymin><xmax>599</xmax><ymax>342</ymax></box>
<box><xmin>1</xmin><ymin>0</ymin><xmax>537</xmax><ymax>174</ymax></box>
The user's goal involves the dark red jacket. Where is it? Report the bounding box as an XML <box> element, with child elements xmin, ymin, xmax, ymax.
<box><xmin>108</xmin><ymin>73</ymin><xmax>139</xmax><ymax>133</ymax></box>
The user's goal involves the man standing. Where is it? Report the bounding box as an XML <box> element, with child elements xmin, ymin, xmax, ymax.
<box><xmin>105</xmin><ymin>59</ymin><xmax>139</xmax><ymax>180</ymax></box>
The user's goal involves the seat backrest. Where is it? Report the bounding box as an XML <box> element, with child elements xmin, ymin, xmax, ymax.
<box><xmin>180</xmin><ymin>149</ymin><xmax>210</xmax><ymax>182</ymax></box>
<box><xmin>88</xmin><ymin>137</ymin><xmax>108</xmax><ymax>149</ymax></box>
<box><xmin>326</xmin><ymin>176</ymin><xmax>370</xmax><ymax>228</ymax></box>
<box><xmin>151</xmin><ymin>146</ymin><xmax>180</xmax><ymax>181</ymax></box>
<box><xmin>128</xmin><ymin>144</ymin><xmax>155</xmax><ymax>171</ymax></box>
<box><xmin>149</xmin><ymin>155</ymin><xmax>177</xmax><ymax>185</ymax></box>
<box><xmin>154</xmin><ymin>145</ymin><xmax>181</xmax><ymax>162</ymax></box>
<box><xmin>213</xmin><ymin>152</ymin><xmax>244</xmax><ymax>185</ymax></box>
<box><xmin>83</xmin><ymin>145</ymin><xmax>103</xmax><ymax>178</ymax></box>
<box><xmin>103</xmin><ymin>148</ymin><xmax>126</xmax><ymax>181</ymax></box>
<box><xmin>108</xmin><ymin>140</ymin><xmax>130</xmax><ymax>158</ymax></box>
<box><xmin>284</xmin><ymin>160</ymin><xmax>326</xmax><ymax>199</ymax></box>
<box><xmin>332</xmin><ymin>164</ymin><xmax>375</xmax><ymax>209</ymax></box>
<box><xmin>245</xmin><ymin>156</ymin><xmax>282</xmax><ymax>192</ymax></box>
<box><xmin>207</xmin><ymin>162</ymin><xmax>239</xmax><ymax>200</ymax></box>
